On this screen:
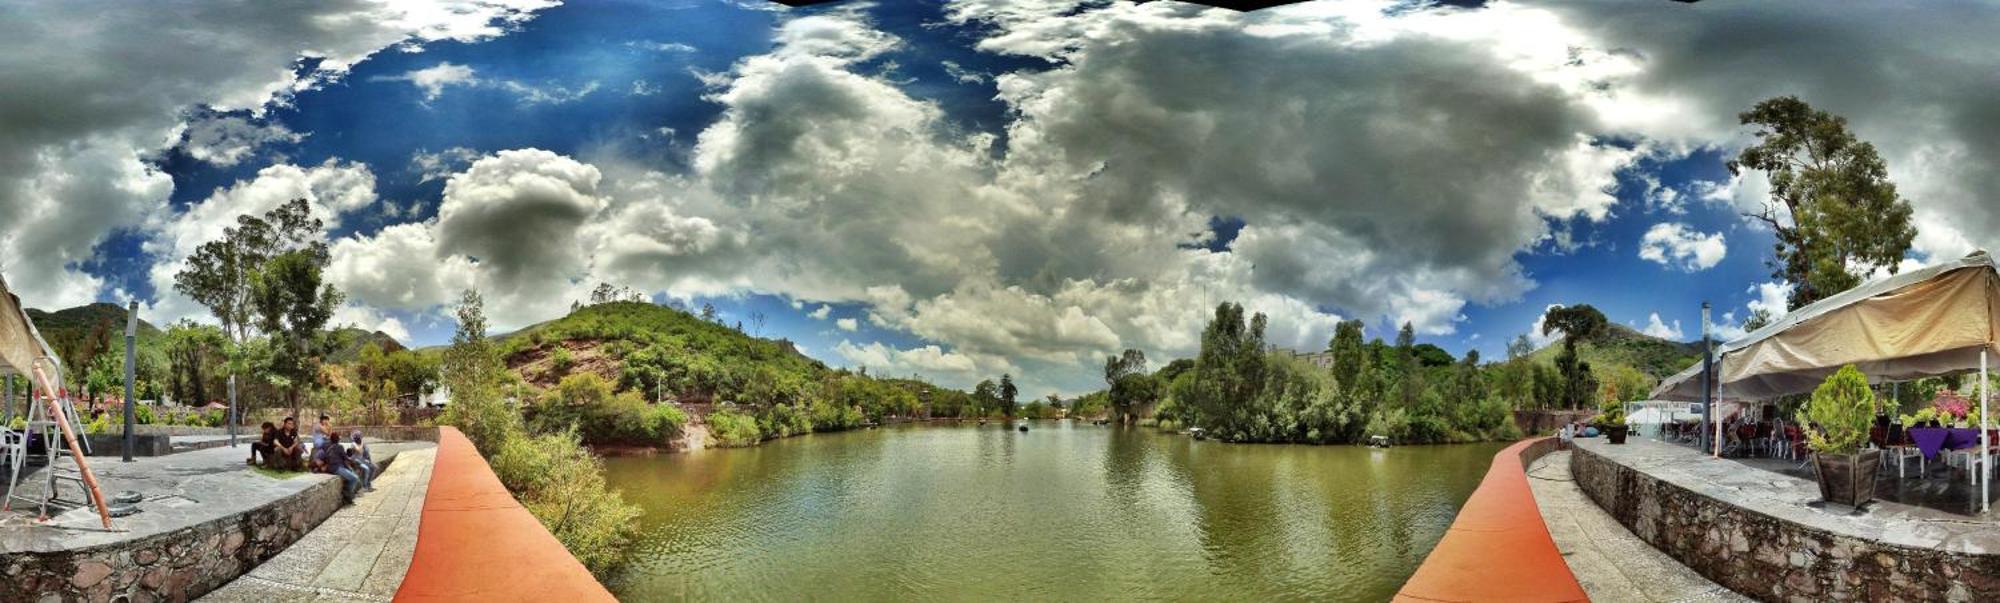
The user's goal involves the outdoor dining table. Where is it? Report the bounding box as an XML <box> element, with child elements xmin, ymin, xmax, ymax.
<box><xmin>1907</xmin><ymin>427</ymin><xmax>1983</xmax><ymax>459</ymax></box>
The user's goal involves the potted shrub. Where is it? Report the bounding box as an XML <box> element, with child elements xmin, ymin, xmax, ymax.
<box><xmin>1596</xmin><ymin>398</ymin><xmax>1630</xmax><ymax>444</ymax></box>
<box><xmin>1797</xmin><ymin>365</ymin><xmax>1881</xmax><ymax>508</ymax></box>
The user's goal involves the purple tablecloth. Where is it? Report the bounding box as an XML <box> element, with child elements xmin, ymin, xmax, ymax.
<box><xmin>1907</xmin><ymin>427</ymin><xmax>1982</xmax><ymax>459</ymax></box>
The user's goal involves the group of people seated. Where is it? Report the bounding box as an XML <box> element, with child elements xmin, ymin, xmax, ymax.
<box><xmin>247</xmin><ymin>414</ymin><xmax>376</xmax><ymax>503</ymax></box>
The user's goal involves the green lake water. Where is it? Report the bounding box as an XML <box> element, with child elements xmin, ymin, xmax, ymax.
<box><xmin>602</xmin><ymin>421</ymin><xmax>1505</xmax><ymax>602</ymax></box>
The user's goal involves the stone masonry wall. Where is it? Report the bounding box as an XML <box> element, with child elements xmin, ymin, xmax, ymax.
<box><xmin>2</xmin><ymin>455</ymin><xmax>397</xmax><ymax>603</ymax></box>
<box><xmin>1571</xmin><ymin>446</ymin><xmax>2000</xmax><ymax>602</ymax></box>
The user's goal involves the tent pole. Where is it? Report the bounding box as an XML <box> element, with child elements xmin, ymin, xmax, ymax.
<box><xmin>1983</xmin><ymin>349</ymin><xmax>1990</xmax><ymax>514</ymax></box>
<box><xmin>1702</xmin><ymin>302</ymin><xmax>1713</xmax><ymax>455</ymax></box>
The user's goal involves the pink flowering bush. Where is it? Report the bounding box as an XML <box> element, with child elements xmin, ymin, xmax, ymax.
<box><xmin>1932</xmin><ymin>389</ymin><xmax>1972</xmax><ymax>420</ymax></box>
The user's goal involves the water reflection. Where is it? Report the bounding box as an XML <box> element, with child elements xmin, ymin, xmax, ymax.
<box><xmin>601</xmin><ymin>421</ymin><xmax>1503</xmax><ymax>602</ymax></box>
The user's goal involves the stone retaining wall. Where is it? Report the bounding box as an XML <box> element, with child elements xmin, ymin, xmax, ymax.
<box><xmin>1</xmin><ymin>454</ymin><xmax>399</xmax><ymax>602</ymax></box>
<box><xmin>1571</xmin><ymin>446</ymin><xmax>2000</xmax><ymax>602</ymax></box>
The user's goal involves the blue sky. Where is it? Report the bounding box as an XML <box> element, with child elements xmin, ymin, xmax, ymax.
<box><xmin>6</xmin><ymin>0</ymin><xmax>1997</xmax><ymax>397</ymax></box>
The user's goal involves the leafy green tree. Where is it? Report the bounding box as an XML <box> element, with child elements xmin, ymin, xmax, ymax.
<box><xmin>1543</xmin><ymin>305</ymin><xmax>1608</xmax><ymax>409</ymax></box>
<box><xmin>1104</xmin><ymin>349</ymin><xmax>1147</xmax><ymax>384</ymax></box>
<box><xmin>1743</xmin><ymin>308</ymin><xmax>1773</xmax><ymax>333</ymax></box>
<box><xmin>163</xmin><ymin>320</ymin><xmax>226</xmax><ymax>405</ymax></box>
<box><xmin>972</xmin><ymin>379</ymin><xmax>1000</xmax><ymax>417</ymax></box>
<box><xmin>1411</xmin><ymin>343</ymin><xmax>1455</xmax><ymax>368</ymax></box>
<box><xmin>441</xmin><ymin>290</ymin><xmax>522</xmax><ymax>455</ymax></box>
<box><xmin>1730</xmin><ymin>96</ymin><xmax>1916</xmax><ymax>309</ymax></box>
<box><xmin>174</xmin><ymin>198</ymin><xmax>327</xmax><ymax>343</ymax></box>
<box><xmin>250</xmin><ymin>249</ymin><xmax>343</xmax><ymax>415</ymax></box>
<box><xmin>1393</xmin><ymin>322</ymin><xmax>1424</xmax><ymax>411</ymax></box>
<box><xmin>1505</xmin><ymin>334</ymin><xmax>1534</xmax><ymax>360</ymax></box>
<box><xmin>85</xmin><ymin>352</ymin><xmax>120</xmax><ymax>405</ymax></box>
<box><xmin>1329</xmin><ymin>319</ymin><xmax>1366</xmax><ymax>392</ymax></box>
<box><xmin>999</xmin><ymin>373</ymin><xmax>1019</xmax><ymax>417</ymax></box>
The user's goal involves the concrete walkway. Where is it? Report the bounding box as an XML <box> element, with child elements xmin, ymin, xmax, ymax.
<box><xmin>199</xmin><ymin>447</ymin><xmax>437</xmax><ymax>603</ymax></box>
<box><xmin>1528</xmin><ymin>449</ymin><xmax>1749</xmax><ymax>603</ymax></box>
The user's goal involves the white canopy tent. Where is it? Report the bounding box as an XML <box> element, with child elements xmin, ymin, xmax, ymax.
<box><xmin>1650</xmin><ymin>250</ymin><xmax>2000</xmax><ymax>512</ymax></box>
<box><xmin>0</xmin><ymin>272</ymin><xmax>112</xmax><ymax>527</ymax></box>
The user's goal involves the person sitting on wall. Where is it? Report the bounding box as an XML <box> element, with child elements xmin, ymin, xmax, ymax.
<box><xmin>247</xmin><ymin>421</ymin><xmax>276</xmax><ymax>466</ymax></box>
<box><xmin>318</xmin><ymin>429</ymin><xmax>362</xmax><ymax>503</ymax></box>
<box><xmin>349</xmin><ymin>430</ymin><xmax>376</xmax><ymax>493</ymax></box>
<box><xmin>271</xmin><ymin>417</ymin><xmax>305</xmax><ymax>470</ymax></box>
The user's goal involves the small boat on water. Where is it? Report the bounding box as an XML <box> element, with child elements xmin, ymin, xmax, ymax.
<box><xmin>1367</xmin><ymin>435</ymin><xmax>1392</xmax><ymax>448</ymax></box>
<box><xmin>1188</xmin><ymin>427</ymin><xmax>1207</xmax><ymax>441</ymax></box>
<box><xmin>1018</xmin><ymin>424</ymin><xmax>1029</xmax><ymax>433</ymax></box>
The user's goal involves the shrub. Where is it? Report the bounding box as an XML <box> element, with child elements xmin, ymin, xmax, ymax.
<box><xmin>755</xmin><ymin>403</ymin><xmax>811</xmax><ymax>439</ymax></box>
<box><xmin>531</xmin><ymin>374</ymin><xmax>687</xmax><ymax>447</ymax></box>
<box><xmin>551</xmin><ymin>347</ymin><xmax>574</xmax><ymax>373</ymax></box>
<box><xmin>1594</xmin><ymin>397</ymin><xmax>1627</xmax><ymax>427</ymax></box>
<box><xmin>707</xmin><ymin>409</ymin><xmax>761</xmax><ymax>447</ymax></box>
<box><xmin>85</xmin><ymin>413</ymin><xmax>109</xmax><ymax>435</ymax></box>
<box><xmin>134</xmin><ymin>404</ymin><xmax>155</xmax><ymax>425</ymax></box>
<box><xmin>1901</xmin><ymin>406</ymin><xmax>1941</xmax><ymax>427</ymax></box>
<box><xmin>488</xmin><ymin>428</ymin><xmax>640</xmax><ymax>575</ymax></box>
<box><xmin>200</xmin><ymin>409</ymin><xmax>225</xmax><ymax>427</ymax></box>
<box><xmin>1798</xmin><ymin>364</ymin><xmax>1875</xmax><ymax>456</ymax></box>
<box><xmin>443</xmin><ymin>383</ymin><xmax>525</xmax><ymax>456</ymax></box>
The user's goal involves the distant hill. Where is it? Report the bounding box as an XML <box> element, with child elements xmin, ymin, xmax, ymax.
<box><xmin>325</xmin><ymin>327</ymin><xmax>408</xmax><ymax>363</ymax></box>
<box><xmin>26</xmin><ymin>302</ymin><xmax>163</xmax><ymax>340</ymax></box>
<box><xmin>1527</xmin><ymin>322</ymin><xmax>1702</xmax><ymax>379</ymax></box>
<box><xmin>25</xmin><ymin>303</ymin><xmax>166</xmax><ymax>374</ymax></box>
<box><xmin>492</xmin><ymin>301</ymin><xmax>828</xmax><ymax>396</ymax></box>
<box><xmin>25</xmin><ymin>303</ymin><xmax>409</xmax><ymax>374</ymax></box>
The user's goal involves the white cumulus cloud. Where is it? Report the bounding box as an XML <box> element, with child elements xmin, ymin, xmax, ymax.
<box><xmin>1638</xmin><ymin>223</ymin><xmax>1727</xmax><ymax>272</ymax></box>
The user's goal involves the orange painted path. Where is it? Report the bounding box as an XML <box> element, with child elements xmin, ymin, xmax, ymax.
<box><xmin>1394</xmin><ymin>437</ymin><xmax>1588</xmax><ymax>603</ymax></box>
<box><xmin>393</xmin><ymin>427</ymin><xmax>615</xmax><ymax>602</ymax></box>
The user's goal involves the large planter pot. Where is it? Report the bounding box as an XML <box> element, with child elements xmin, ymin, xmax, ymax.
<box><xmin>1811</xmin><ymin>449</ymin><xmax>1882</xmax><ymax>508</ymax></box>
<box><xmin>1603</xmin><ymin>424</ymin><xmax>1629</xmax><ymax>444</ymax></box>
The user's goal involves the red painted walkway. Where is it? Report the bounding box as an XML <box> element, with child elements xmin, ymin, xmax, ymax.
<box><xmin>1394</xmin><ymin>437</ymin><xmax>1588</xmax><ymax>602</ymax></box>
<box><xmin>394</xmin><ymin>427</ymin><xmax>615</xmax><ymax>602</ymax></box>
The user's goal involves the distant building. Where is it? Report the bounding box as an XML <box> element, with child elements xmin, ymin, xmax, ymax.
<box><xmin>1270</xmin><ymin>345</ymin><xmax>1335</xmax><ymax>370</ymax></box>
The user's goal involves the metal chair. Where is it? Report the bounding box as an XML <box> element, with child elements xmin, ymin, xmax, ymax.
<box><xmin>1887</xmin><ymin>425</ymin><xmax>1927</xmax><ymax>478</ymax></box>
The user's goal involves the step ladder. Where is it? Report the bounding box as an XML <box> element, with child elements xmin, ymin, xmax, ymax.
<box><xmin>2</xmin><ymin>363</ymin><xmax>112</xmax><ymax>528</ymax></box>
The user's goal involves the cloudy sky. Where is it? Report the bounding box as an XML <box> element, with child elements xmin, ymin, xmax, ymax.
<box><xmin>4</xmin><ymin>0</ymin><xmax>1997</xmax><ymax>398</ymax></box>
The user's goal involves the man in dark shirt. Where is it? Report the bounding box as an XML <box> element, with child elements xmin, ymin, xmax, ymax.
<box><xmin>320</xmin><ymin>430</ymin><xmax>361</xmax><ymax>502</ymax></box>
<box><xmin>272</xmin><ymin>417</ymin><xmax>304</xmax><ymax>470</ymax></box>
<box><xmin>248</xmin><ymin>422</ymin><xmax>276</xmax><ymax>466</ymax></box>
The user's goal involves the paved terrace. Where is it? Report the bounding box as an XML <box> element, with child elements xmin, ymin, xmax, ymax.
<box><xmin>200</xmin><ymin>447</ymin><xmax>437</xmax><ymax>602</ymax></box>
<box><xmin>1579</xmin><ymin>438</ymin><xmax>2000</xmax><ymax>553</ymax></box>
<box><xmin>1573</xmin><ymin>437</ymin><xmax>2000</xmax><ymax>601</ymax></box>
<box><xmin>1528</xmin><ymin>449</ymin><xmax>1747</xmax><ymax>602</ymax></box>
<box><xmin>1</xmin><ymin>440</ymin><xmax>432</xmax><ymax>601</ymax></box>
<box><xmin>2</xmin><ymin>441</ymin><xmax>430</xmax><ymax>550</ymax></box>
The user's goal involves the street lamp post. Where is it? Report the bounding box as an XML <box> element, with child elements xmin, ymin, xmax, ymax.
<box><xmin>123</xmin><ymin>300</ymin><xmax>138</xmax><ymax>462</ymax></box>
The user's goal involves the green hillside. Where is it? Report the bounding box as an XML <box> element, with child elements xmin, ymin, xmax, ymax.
<box><xmin>494</xmin><ymin>301</ymin><xmax>829</xmax><ymax>398</ymax></box>
<box><xmin>25</xmin><ymin>303</ymin><xmax>166</xmax><ymax>375</ymax></box>
<box><xmin>1527</xmin><ymin>322</ymin><xmax>1702</xmax><ymax>380</ymax></box>
<box><xmin>325</xmin><ymin>327</ymin><xmax>408</xmax><ymax>363</ymax></box>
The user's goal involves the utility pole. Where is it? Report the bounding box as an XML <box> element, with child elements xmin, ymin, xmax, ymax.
<box><xmin>122</xmin><ymin>300</ymin><xmax>138</xmax><ymax>462</ymax></box>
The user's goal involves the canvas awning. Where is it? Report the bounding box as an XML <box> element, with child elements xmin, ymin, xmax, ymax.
<box><xmin>1652</xmin><ymin>250</ymin><xmax>2000</xmax><ymax>401</ymax></box>
<box><xmin>0</xmin><ymin>271</ymin><xmax>63</xmax><ymax>381</ymax></box>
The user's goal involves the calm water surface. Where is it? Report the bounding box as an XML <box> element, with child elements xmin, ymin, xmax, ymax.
<box><xmin>602</xmin><ymin>422</ymin><xmax>1504</xmax><ymax>602</ymax></box>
